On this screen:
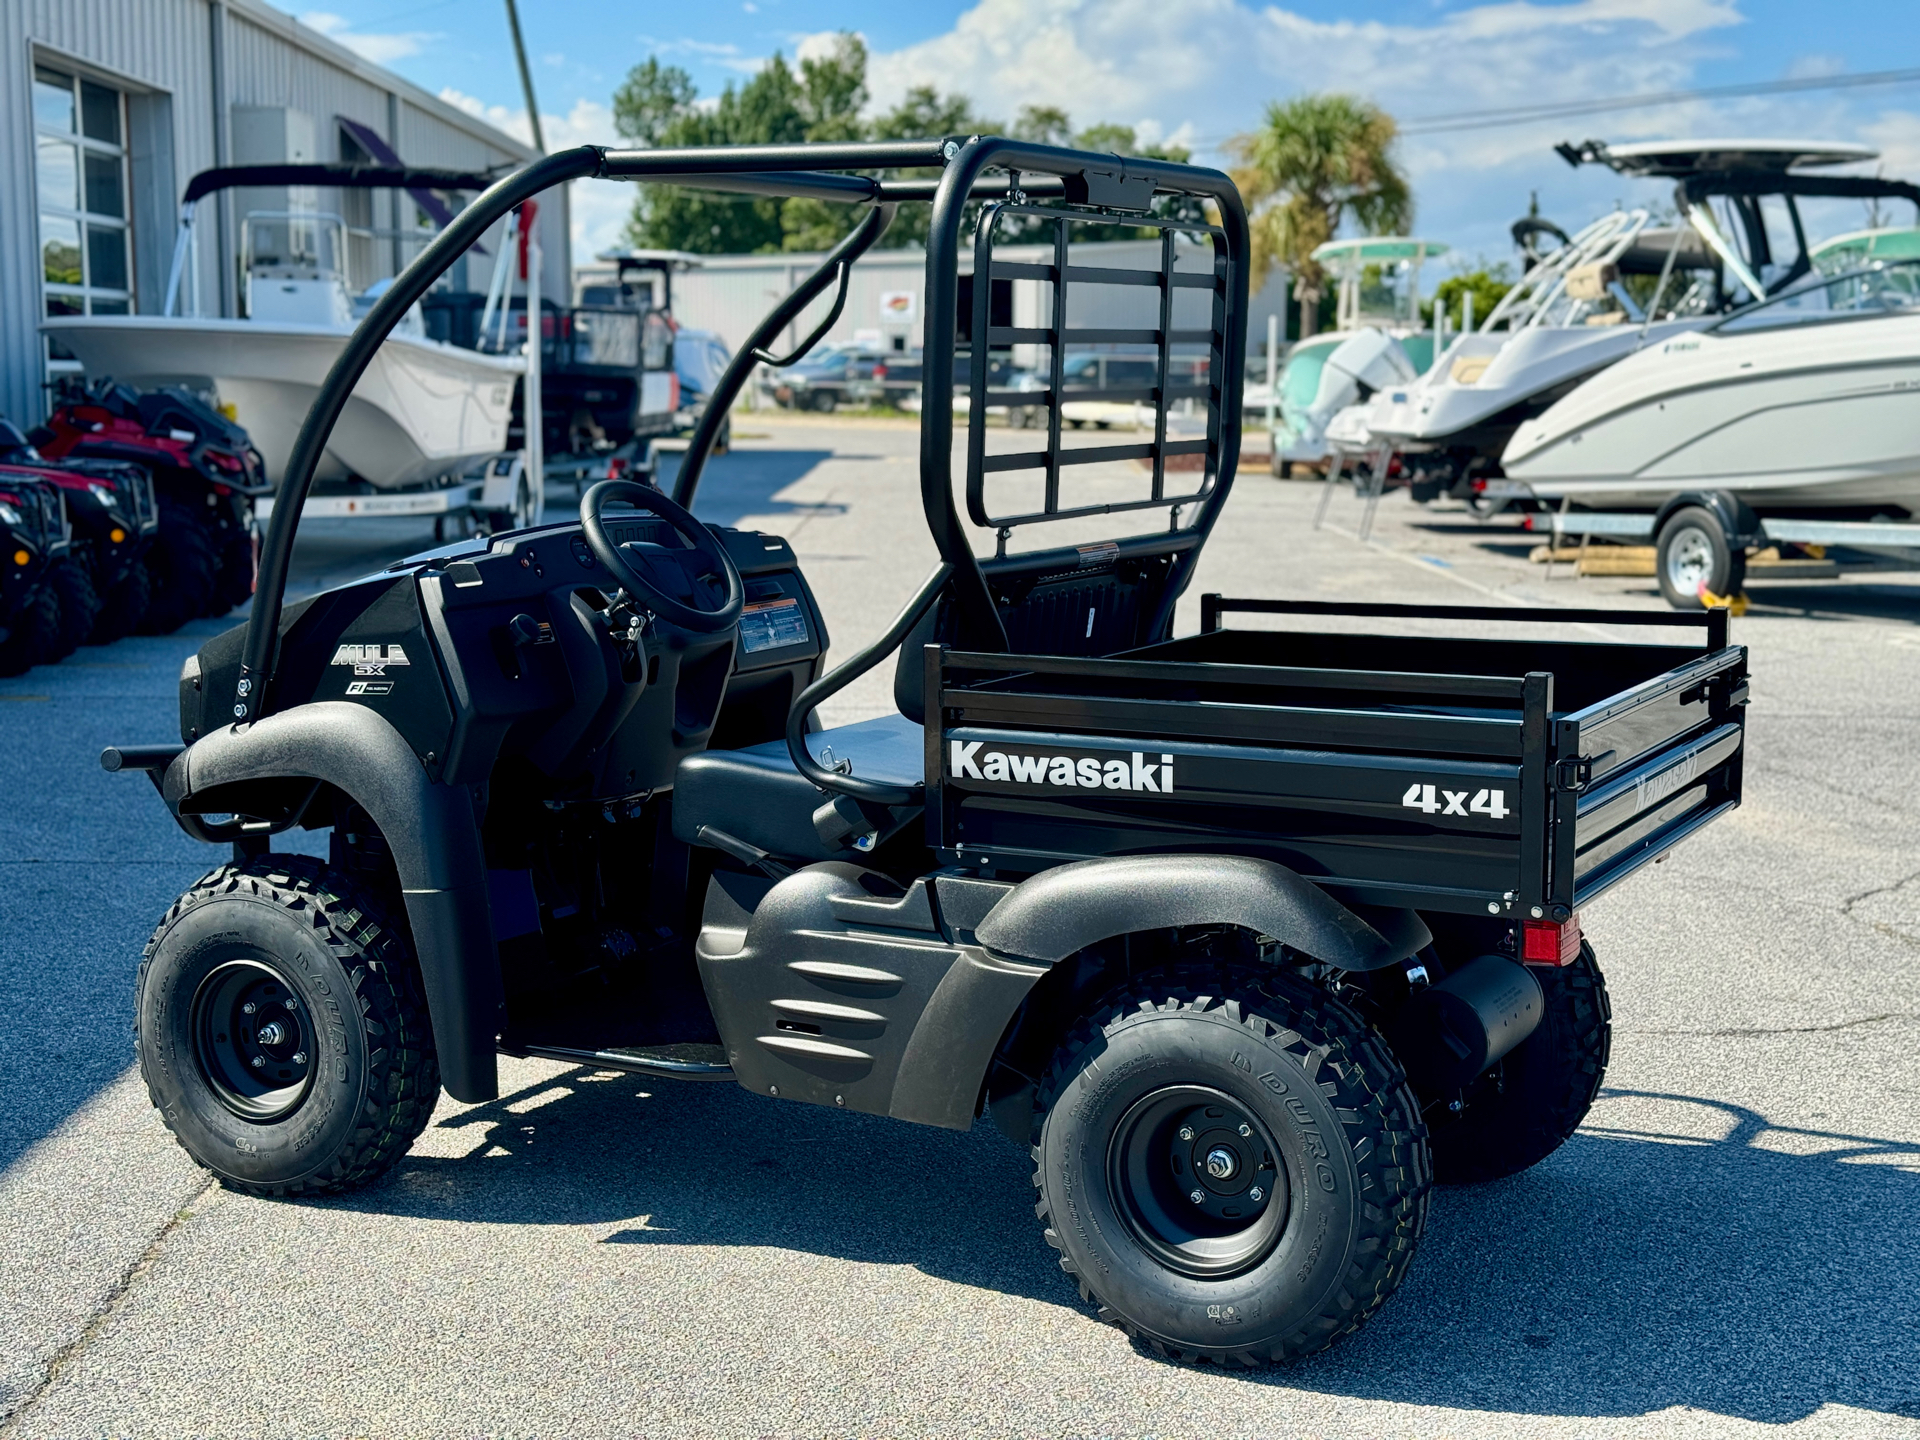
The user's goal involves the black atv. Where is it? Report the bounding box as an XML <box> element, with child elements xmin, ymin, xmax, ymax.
<box><xmin>108</xmin><ymin>138</ymin><xmax>1748</xmax><ymax>1365</ymax></box>
<box><xmin>37</xmin><ymin>379</ymin><xmax>266</xmax><ymax>632</ymax></box>
<box><xmin>0</xmin><ymin>420</ymin><xmax>159</xmax><ymax>644</ymax></box>
<box><xmin>0</xmin><ymin>468</ymin><xmax>69</xmax><ymax>675</ymax></box>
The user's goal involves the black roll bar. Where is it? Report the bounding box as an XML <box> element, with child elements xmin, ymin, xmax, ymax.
<box><xmin>232</xmin><ymin>138</ymin><xmax>1249</xmax><ymax>726</ymax></box>
<box><xmin>672</xmin><ymin>203</ymin><xmax>898</xmax><ymax>511</ymax></box>
<box><xmin>181</xmin><ymin>163</ymin><xmax>499</xmax><ymax>203</ymax></box>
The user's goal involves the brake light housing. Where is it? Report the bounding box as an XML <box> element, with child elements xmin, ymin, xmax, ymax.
<box><xmin>1521</xmin><ymin>913</ymin><xmax>1582</xmax><ymax>966</ymax></box>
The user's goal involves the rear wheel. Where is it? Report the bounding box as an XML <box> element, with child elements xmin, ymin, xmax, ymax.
<box><xmin>1426</xmin><ymin>942</ymin><xmax>1611</xmax><ymax>1185</ymax></box>
<box><xmin>810</xmin><ymin>390</ymin><xmax>838</xmax><ymax>413</ymax></box>
<box><xmin>1033</xmin><ymin>966</ymin><xmax>1430</xmax><ymax>1363</ymax></box>
<box><xmin>1656</xmin><ymin>506</ymin><xmax>1745</xmax><ymax>609</ymax></box>
<box><xmin>88</xmin><ymin>549</ymin><xmax>151</xmax><ymax>643</ymax></box>
<box><xmin>46</xmin><ymin>554</ymin><xmax>99</xmax><ymax>660</ymax></box>
<box><xmin>135</xmin><ymin>856</ymin><xmax>440</xmax><ymax>1196</ymax></box>
<box><xmin>139</xmin><ymin>500</ymin><xmax>217</xmax><ymax>634</ymax></box>
<box><xmin>0</xmin><ymin>582</ymin><xmax>60</xmax><ymax>676</ymax></box>
<box><xmin>209</xmin><ymin>518</ymin><xmax>255</xmax><ymax>616</ymax></box>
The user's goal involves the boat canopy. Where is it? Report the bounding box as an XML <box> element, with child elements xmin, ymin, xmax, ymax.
<box><xmin>1559</xmin><ymin>138</ymin><xmax>1880</xmax><ymax>177</ymax></box>
<box><xmin>1310</xmin><ymin>237</ymin><xmax>1449</xmax><ymax>266</ymax></box>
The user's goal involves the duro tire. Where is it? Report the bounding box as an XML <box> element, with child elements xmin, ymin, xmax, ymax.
<box><xmin>1427</xmin><ymin>942</ymin><xmax>1611</xmax><ymax>1185</ymax></box>
<box><xmin>0</xmin><ymin>582</ymin><xmax>60</xmax><ymax>676</ymax></box>
<box><xmin>139</xmin><ymin>500</ymin><xmax>217</xmax><ymax>635</ymax></box>
<box><xmin>1657</xmin><ymin>505</ymin><xmax>1745</xmax><ymax>609</ymax></box>
<box><xmin>46</xmin><ymin>554</ymin><xmax>100</xmax><ymax>661</ymax></box>
<box><xmin>1033</xmin><ymin>966</ymin><xmax>1430</xmax><ymax>1364</ymax></box>
<box><xmin>135</xmin><ymin>856</ymin><xmax>440</xmax><ymax>1196</ymax></box>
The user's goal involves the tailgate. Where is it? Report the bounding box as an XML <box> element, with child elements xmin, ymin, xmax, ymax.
<box><xmin>1556</xmin><ymin>645</ymin><xmax>1749</xmax><ymax>907</ymax></box>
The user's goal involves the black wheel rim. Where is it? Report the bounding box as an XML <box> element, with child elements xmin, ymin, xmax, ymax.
<box><xmin>1107</xmin><ymin>1085</ymin><xmax>1290</xmax><ymax>1279</ymax></box>
<box><xmin>190</xmin><ymin>958</ymin><xmax>317</xmax><ymax>1122</ymax></box>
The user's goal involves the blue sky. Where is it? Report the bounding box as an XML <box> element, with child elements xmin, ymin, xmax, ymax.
<box><xmin>287</xmin><ymin>0</ymin><xmax>1920</xmax><ymax>271</ymax></box>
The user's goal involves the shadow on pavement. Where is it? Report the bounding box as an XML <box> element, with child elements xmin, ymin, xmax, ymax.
<box><xmin>327</xmin><ymin>1073</ymin><xmax>1920</xmax><ymax>1425</ymax></box>
<box><xmin>651</xmin><ymin>447</ymin><xmax>840</xmax><ymax>530</ymax></box>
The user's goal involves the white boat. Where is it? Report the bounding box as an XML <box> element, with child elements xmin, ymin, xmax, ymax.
<box><xmin>1333</xmin><ymin>139</ymin><xmax>1916</xmax><ymax>492</ymax></box>
<box><xmin>1502</xmin><ymin>257</ymin><xmax>1920</xmax><ymax>509</ymax></box>
<box><xmin>42</xmin><ymin>163</ymin><xmax>525</xmax><ymax>492</ymax></box>
<box><xmin>1271</xmin><ymin>237</ymin><xmax>1443</xmax><ymax>472</ymax></box>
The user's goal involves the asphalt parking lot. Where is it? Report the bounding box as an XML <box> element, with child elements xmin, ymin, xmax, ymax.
<box><xmin>3</xmin><ymin>414</ymin><xmax>1918</xmax><ymax>1438</ymax></box>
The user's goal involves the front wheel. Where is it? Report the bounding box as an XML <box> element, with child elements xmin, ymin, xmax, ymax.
<box><xmin>1033</xmin><ymin>967</ymin><xmax>1430</xmax><ymax>1364</ymax></box>
<box><xmin>135</xmin><ymin>857</ymin><xmax>440</xmax><ymax>1196</ymax></box>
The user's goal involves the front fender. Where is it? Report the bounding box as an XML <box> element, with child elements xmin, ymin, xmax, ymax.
<box><xmin>973</xmin><ymin>854</ymin><xmax>1429</xmax><ymax>971</ymax></box>
<box><xmin>163</xmin><ymin>703</ymin><xmax>500</xmax><ymax>1102</ymax></box>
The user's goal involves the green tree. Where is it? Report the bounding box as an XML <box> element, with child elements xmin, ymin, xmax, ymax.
<box><xmin>611</xmin><ymin>58</ymin><xmax>695</xmax><ymax>147</ymax></box>
<box><xmin>864</xmin><ymin>84</ymin><xmax>994</xmax><ymax>250</ymax></box>
<box><xmin>1421</xmin><ymin>267</ymin><xmax>1514</xmax><ymax>330</ymax></box>
<box><xmin>1229</xmin><ymin>94</ymin><xmax>1411</xmax><ymax>336</ymax></box>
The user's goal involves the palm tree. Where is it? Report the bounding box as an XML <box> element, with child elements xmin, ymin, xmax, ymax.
<box><xmin>1230</xmin><ymin>95</ymin><xmax>1412</xmax><ymax>337</ymax></box>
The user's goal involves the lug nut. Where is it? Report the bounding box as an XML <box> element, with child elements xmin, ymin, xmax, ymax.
<box><xmin>1250</xmin><ymin>1186</ymin><xmax>1264</xmax><ymax>1202</ymax></box>
<box><xmin>1189</xmin><ymin>1188</ymin><xmax>1205</xmax><ymax>1205</ymax></box>
<box><xmin>1237</xmin><ymin>1123</ymin><xmax>1251</xmax><ymax>1137</ymax></box>
<box><xmin>250</xmin><ymin>1056</ymin><xmax>265</xmax><ymax>1069</ymax></box>
<box><xmin>292</xmin><ymin>1051</ymin><xmax>307</xmax><ymax>1065</ymax></box>
<box><xmin>242</xmin><ymin>1002</ymin><xmax>257</xmax><ymax>1015</ymax></box>
<box><xmin>1178</xmin><ymin>1126</ymin><xmax>1194</xmax><ymax>1141</ymax></box>
<box><xmin>283</xmin><ymin>997</ymin><xmax>297</xmax><ymax>1011</ymax></box>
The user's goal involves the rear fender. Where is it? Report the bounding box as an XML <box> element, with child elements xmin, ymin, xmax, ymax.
<box><xmin>162</xmin><ymin>702</ymin><xmax>500</xmax><ymax>1102</ymax></box>
<box><xmin>973</xmin><ymin>854</ymin><xmax>1429</xmax><ymax>971</ymax></box>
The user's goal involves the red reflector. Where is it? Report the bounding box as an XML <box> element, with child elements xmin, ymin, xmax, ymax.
<box><xmin>1521</xmin><ymin>914</ymin><xmax>1582</xmax><ymax>965</ymax></box>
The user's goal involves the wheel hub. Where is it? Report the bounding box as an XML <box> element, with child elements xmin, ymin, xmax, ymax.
<box><xmin>1108</xmin><ymin>1086</ymin><xmax>1291</xmax><ymax>1279</ymax></box>
<box><xmin>191</xmin><ymin>959</ymin><xmax>316</xmax><ymax>1122</ymax></box>
<box><xmin>1666</xmin><ymin>525</ymin><xmax>1716</xmax><ymax>594</ymax></box>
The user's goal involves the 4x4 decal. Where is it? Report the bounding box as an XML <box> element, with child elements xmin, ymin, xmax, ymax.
<box><xmin>1402</xmin><ymin>782</ymin><xmax>1510</xmax><ymax>819</ymax></box>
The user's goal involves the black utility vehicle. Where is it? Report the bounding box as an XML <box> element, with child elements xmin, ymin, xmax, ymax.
<box><xmin>109</xmin><ymin>138</ymin><xmax>1749</xmax><ymax>1365</ymax></box>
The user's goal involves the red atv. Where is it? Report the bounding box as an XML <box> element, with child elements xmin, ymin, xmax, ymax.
<box><xmin>34</xmin><ymin>380</ymin><xmax>265</xmax><ymax>633</ymax></box>
<box><xmin>0</xmin><ymin>419</ymin><xmax>160</xmax><ymax>645</ymax></box>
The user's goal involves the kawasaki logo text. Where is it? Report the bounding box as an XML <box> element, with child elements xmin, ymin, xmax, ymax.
<box><xmin>950</xmin><ymin>742</ymin><xmax>1174</xmax><ymax>793</ymax></box>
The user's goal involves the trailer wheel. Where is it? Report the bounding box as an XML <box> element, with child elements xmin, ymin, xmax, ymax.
<box><xmin>135</xmin><ymin>855</ymin><xmax>440</xmax><ymax>1197</ymax></box>
<box><xmin>139</xmin><ymin>501</ymin><xmax>217</xmax><ymax>635</ymax></box>
<box><xmin>1032</xmin><ymin>966</ymin><xmax>1430</xmax><ymax>1364</ymax></box>
<box><xmin>1427</xmin><ymin>942</ymin><xmax>1611</xmax><ymax>1185</ymax></box>
<box><xmin>0</xmin><ymin>582</ymin><xmax>60</xmax><ymax>676</ymax></box>
<box><xmin>1657</xmin><ymin>506</ymin><xmax>1745</xmax><ymax>609</ymax></box>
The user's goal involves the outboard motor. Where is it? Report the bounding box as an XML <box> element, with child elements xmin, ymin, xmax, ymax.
<box><xmin>1298</xmin><ymin>329</ymin><xmax>1420</xmax><ymax>452</ymax></box>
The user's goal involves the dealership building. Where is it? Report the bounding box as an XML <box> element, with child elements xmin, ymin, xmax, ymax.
<box><xmin>0</xmin><ymin>0</ymin><xmax>566</xmax><ymax>427</ymax></box>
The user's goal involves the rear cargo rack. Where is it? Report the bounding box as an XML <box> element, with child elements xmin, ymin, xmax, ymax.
<box><xmin>926</xmin><ymin>596</ymin><xmax>1747</xmax><ymax>922</ymax></box>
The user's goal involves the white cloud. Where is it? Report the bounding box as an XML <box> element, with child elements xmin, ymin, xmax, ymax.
<box><xmin>859</xmin><ymin>0</ymin><xmax>1920</xmax><ymax>263</ymax></box>
<box><xmin>297</xmin><ymin>11</ymin><xmax>438</xmax><ymax>65</ymax></box>
<box><xmin>438</xmin><ymin>89</ymin><xmax>635</xmax><ymax>258</ymax></box>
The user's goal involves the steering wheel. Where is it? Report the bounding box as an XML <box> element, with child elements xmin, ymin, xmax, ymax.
<box><xmin>579</xmin><ymin>479</ymin><xmax>744</xmax><ymax>634</ymax></box>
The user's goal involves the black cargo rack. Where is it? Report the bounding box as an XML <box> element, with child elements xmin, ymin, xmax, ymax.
<box><xmin>925</xmin><ymin>596</ymin><xmax>1747</xmax><ymax>921</ymax></box>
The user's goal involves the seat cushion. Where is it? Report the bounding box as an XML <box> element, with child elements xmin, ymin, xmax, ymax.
<box><xmin>672</xmin><ymin>713</ymin><xmax>924</xmax><ymax>862</ymax></box>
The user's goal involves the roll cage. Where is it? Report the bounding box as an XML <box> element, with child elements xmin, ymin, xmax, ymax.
<box><xmin>233</xmin><ymin>137</ymin><xmax>1251</xmax><ymax>726</ymax></box>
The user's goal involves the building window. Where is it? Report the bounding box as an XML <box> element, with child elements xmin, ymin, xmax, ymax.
<box><xmin>35</xmin><ymin>64</ymin><xmax>134</xmax><ymax>380</ymax></box>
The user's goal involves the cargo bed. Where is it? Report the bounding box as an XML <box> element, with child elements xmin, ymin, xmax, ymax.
<box><xmin>926</xmin><ymin>597</ymin><xmax>1748</xmax><ymax>921</ymax></box>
